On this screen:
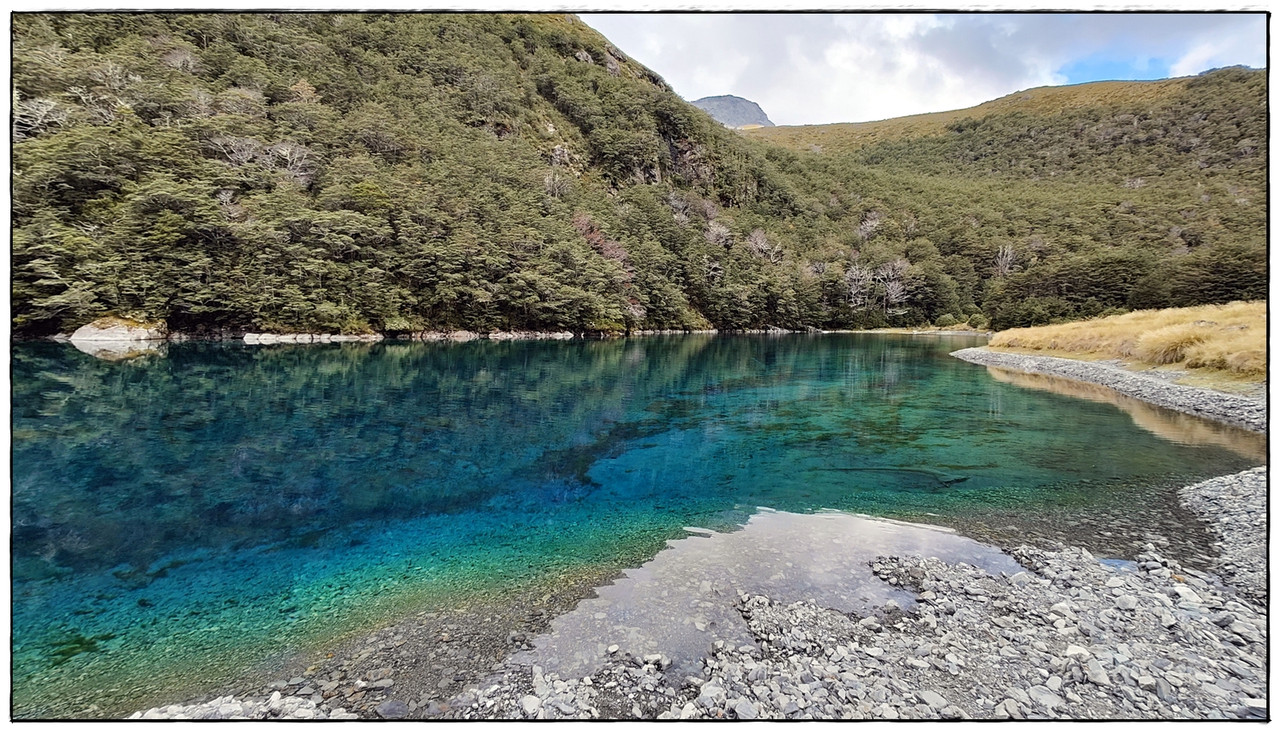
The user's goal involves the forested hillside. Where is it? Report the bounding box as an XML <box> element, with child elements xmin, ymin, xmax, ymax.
<box><xmin>11</xmin><ymin>13</ymin><xmax>1268</xmax><ymax>336</ymax></box>
<box><xmin>749</xmin><ymin>70</ymin><xmax>1267</xmax><ymax>329</ymax></box>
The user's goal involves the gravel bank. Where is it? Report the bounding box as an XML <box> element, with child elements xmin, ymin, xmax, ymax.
<box><xmin>438</xmin><ymin>543</ymin><xmax>1264</xmax><ymax>720</ymax></box>
<box><xmin>132</xmin><ymin>533</ymin><xmax>1267</xmax><ymax>721</ymax></box>
<box><xmin>949</xmin><ymin>347</ymin><xmax>1266</xmax><ymax>432</ymax></box>
<box><xmin>1179</xmin><ymin>467</ymin><xmax>1267</xmax><ymax>603</ymax></box>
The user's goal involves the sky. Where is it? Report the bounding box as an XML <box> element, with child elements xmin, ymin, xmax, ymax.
<box><xmin>579</xmin><ymin>13</ymin><xmax>1268</xmax><ymax>126</ymax></box>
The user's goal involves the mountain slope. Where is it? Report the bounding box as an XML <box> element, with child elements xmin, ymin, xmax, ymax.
<box><xmin>748</xmin><ymin>78</ymin><xmax>1189</xmax><ymax>152</ymax></box>
<box><xmin>750</xmin><ymin>69</ymin><xmax>1264</xmax><ymax>188</ymax></box>
<box><xmin>13</xmin><ymin>13</ymin><xmax>805</xmax><ymax>336</ymax></box>
<box><xmin>692</xmin><ymin>94</ymin><xmax>775</xmax><ymax>128</ymax></box>
<box><xmin>10</xmin><ymin>15</ymin><xmax>1267</xmax><ymax>337</ymax></box>
<box><xmin>747</xmin><ymin>67</ymin><xmax>1266</xmax><ymax>328</ymax></box>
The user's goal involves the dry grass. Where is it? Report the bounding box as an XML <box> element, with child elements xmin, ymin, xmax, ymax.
<box><xmin>1135</xmin><ymin>323</ymin><xmax>1211</xmax><ymax>365</ymax></box>
<box><xmin>989</xmin><ymin>302</ymin><xmax>1266</xmax><ymax>381</ymax></box>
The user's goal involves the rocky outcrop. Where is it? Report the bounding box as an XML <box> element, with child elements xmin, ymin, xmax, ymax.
<box><xmin>408</xmin><ymin>331</ymin><xmax>575</xmax><ymax>342</ymax></box>
<box><xmin>66</xmin><ymin>317</ymin><xmax>169</xmax><ymax>360</ymax></box>
<box><xmin>486</xmin><ymin>331</ymin><xmax>574</xmax><ymax>341</ymax></box>
<box><xmin>411</xmin><ymin>331</ymin><xmax>481</xmax><ymax>341</ymax></box>
<box><xmin>631</xmin><ymin>329</ymin><xmax>719</xmax><ymax>336</ymax></box>
<box><xmin>69</xmin><ymin>317</ymin><xmax>167</xmax><ymax>342</ymax></box>
<box><xmin>691</xmin><ymin>95</ymin><xmax>775</xmax><ymax>129</ymax></box>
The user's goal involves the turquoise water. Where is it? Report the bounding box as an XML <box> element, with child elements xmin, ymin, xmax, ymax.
<box><xmin>10</xmin><ymin>334</ymin><xmax>1261</xmax><ymax>717</ymax></box>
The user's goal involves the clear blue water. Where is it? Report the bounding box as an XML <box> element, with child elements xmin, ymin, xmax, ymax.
<box><xmin>10</xmin><ymin>334</ymin><xmax>1261</xmax><ymax>717</ymax></box>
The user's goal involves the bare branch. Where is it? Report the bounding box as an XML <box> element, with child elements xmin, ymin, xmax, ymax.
<box><xmin>12</xmin><ymin>95</ymin><xmax>68</xmax><ymax>140</ymax></box>
<box><xmin>746</xmin><ymin>228</ymin><xmax>783</xmax><ymax>264</ymax></box>
<box><xmin>206</xmin><ymin>135</ymin><xmax>262</xmax><ymax>166</ymax></box>
<box><xmin>845</xmin><ymin>263</ymin><xmax>874</xmax><ymax>309</ymax></box>
<box><xmin>854</xmin><ymin>210</ymin><xmax>882</xmax><ymax>241</ymax></box>
<box><xmin>705</xmin><ymin>220</ymin><xmax>732</xmax><ymax>248</ymax></box>
<box><xmin>994</xmin><ymin>244</ymin><xmax>1017</xmax><ymax>277</ymax></box>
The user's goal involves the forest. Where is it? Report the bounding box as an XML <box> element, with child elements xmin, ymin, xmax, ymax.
<box><xmin>11</xmin><ymin>13</ymin><xmax>1268</xmax><ymax>337</ymax></box>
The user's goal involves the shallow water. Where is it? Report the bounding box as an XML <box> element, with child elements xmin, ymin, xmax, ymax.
<box><xmin>522</xmin><ymin>510</ymin><xmax>1023</xmax><ymax>681</ymax></box>
<box><xmin>10</xmin><ymin>334</ymin><xmax>1260</xmax><ymax>717</ymax></box>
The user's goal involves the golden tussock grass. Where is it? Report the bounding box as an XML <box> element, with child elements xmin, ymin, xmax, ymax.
<box><xmin>989</xmin><ymin>301</ymin><xmax>1266</xmax><ymax>379</ymax></box>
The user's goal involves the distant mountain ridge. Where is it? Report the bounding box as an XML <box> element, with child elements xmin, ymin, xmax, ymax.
<box><xmin>692</xmin><ymin>95</ymin><xmax>775</xmax><ymax>128</ymax></box>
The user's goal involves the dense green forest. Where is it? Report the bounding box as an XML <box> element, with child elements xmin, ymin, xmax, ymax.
<box><xmin>11</xmin><ymin>13</ymin><xmax>1268</xmax><ymax>336</ymax></box>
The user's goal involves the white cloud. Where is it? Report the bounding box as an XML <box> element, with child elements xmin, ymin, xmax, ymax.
<box><xmin>688</xmin><ymin>47</ymin><xmax>752</xmax><ymax>97</ymax></box>
<box><xmin>581</xmin><ymin>13</ymin><xmax>1267</xmax><ymax>126</ymax></box>
<box><xmin>1169</xmin><ymin>32</ymin><xmax>1266</xmax><ymax>77</ymax></box>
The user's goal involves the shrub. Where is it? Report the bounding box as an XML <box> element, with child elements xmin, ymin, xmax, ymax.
<box><xmin>382</xmin><ymin>315</ymin><xmax>423</xmax><ymax>332</ymax></box>
<box><xmin>987</xmin><ymin>302</ymin><xmax>1264</xmax><ymax>376</ymax></box>
<box><xmin>967</xmin><ymin>313</ymin><xmax>989</xmax><ymax>329</ymax></box>
<box><xmin>1223</xmin><ymin>348</ymin><xmax>1266</xmax><ymax>377</ymax></box>
<box><xmin>934</xmin><ymin>313</ymin><xmax>959</xmax><ymax>327</ymax></box>
<box><xmin>991</xmin><ymin>296</ymin><xmax>1075</xmax><ymax>330</ymax></box>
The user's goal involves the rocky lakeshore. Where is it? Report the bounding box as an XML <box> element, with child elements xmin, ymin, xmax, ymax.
<box><xmin>127</xmin><ymin>349</ymin><xmax>1267</xmax><ymax>722</ymax></box>
<box><xmin>1179</xmin><ymin>468</ymin><xmax>1267</xmax><ymax>604</ymax></box>
<box><xmin>130</xmin><ymin>463</ymin><xmax>1269</xmax><ymax>722</ymax></box>
<box><xmin>131</xmin><ymin>537</ymin><xmax>1266</xmax><ymax>721</ymax></box>
<box><xmin>449</xmin><ymin>543</ymin><xmax>1265</xmax><ymax>721</ymax></box>
<box><xmin>950</xmin><ymin>347</ymin><xmax>1266</xmax><ymax>432</ymax></box>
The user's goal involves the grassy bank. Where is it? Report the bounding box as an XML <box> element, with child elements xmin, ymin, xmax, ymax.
<box><xmin>987</xmin><ymin>302</ymin><xmax>1265</xmax><ymax>390</ymax></box>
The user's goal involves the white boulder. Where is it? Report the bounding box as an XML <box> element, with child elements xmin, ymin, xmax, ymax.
<box><xmin>69</xmin><ymin>317</ymin><xmax>166</xmax><ymax>342</ymax></box>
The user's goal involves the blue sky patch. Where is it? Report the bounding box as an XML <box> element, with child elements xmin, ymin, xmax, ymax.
<box><xmin>1057</xmin><ymin>54</ymin><xmax>1174</xmax><ymax>85</ymax></box>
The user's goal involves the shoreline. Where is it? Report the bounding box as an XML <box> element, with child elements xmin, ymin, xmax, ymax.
<box><xmin>50</xmin><ymin>328</ymin><xmax>986</xmax><ymax>363</ymax></box>
<box><xmin>127</xmin><ymin>344</ymin><xmax>1267</xmax><ymax>720</ymax></box>
<box><xmin>1177</xmin><ymin>468</ymin><xmax>1267</xmax><ymax>603</ymax></box>
<box><xmin>134</xmin><ymin>468</ymin><xmax>1268</xmax><ymax>720</ymax></box>
<box><xmin>949</xmin><ymin>347</ymin><xmax>1266</xmax><ymax>433</ymax></box>
<box><xmin>448</xmin><ymin>538</ymin><xmax>1265</xmax><ymax>720</ymax></box>
<box><xmin>46</xmin><ymin>325</ymin><xmax>989</xmax><ymax>345</ymax></box>
<box><xmin>948</xmin><ymin>345</ymin><xmax>1266</xmax><ymax>603</ymax></box>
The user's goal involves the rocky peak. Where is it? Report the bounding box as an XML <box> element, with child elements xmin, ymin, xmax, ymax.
<box><xmin>691</xmin><ymin>95</ymin><xmax>775</xmax><ymax>129</ymax></box>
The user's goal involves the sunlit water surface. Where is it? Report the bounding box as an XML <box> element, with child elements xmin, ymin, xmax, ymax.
<box><xmin>11</xmin><ymin>334</ymin><xmax>1261</xmax><ymax>717</ymax></box>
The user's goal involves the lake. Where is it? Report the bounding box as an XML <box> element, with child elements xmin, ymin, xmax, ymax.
<box><xmin>10</xmin><ymin>334</ymin><xmax>1262</xmax><ymax>718</ymax></box>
